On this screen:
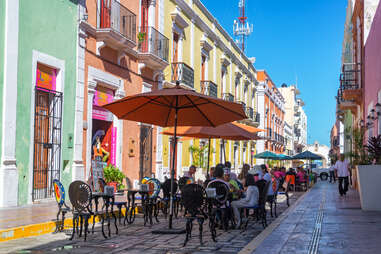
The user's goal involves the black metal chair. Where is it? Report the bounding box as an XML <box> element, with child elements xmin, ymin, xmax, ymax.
<box><xmin>206</xmin><ymin>180</ymin><xmax>231</xmax><ymax>231</ymax></box>
<box><xmin>277</xmin><ymin>177</ymin><xmax>290</xmax><ymax>208</ymax></box>
<box><xmin>242</xmin><ymin>180</ymin><xmax>270</xmax><ymax>230</ymax></box>
<box><xmin>182</xmin><ymin>184</ymin><xmax>211</xmax><ymax>246</ymax></box>
<box><xmin>52</xmin><ymin>179</ymin><xmax>72</xmax><ymax>233</ymax></box>
<box><xmin>68</xmin><ymin>181</ymin><xmax>93</xmax><ymax>241</ymax></box>
<box><xmin>266</xmin><ymin>178</ymin><xmax>280</xmax><ymax>218</ymax></box>
<box><xmin>160</xmin><ymin>179</ymin><xmax>179</xmax><ymax>219</ymax></box>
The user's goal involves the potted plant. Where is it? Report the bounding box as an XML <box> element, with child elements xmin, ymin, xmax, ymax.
<box><xmin>356</xmin><ymin>134</ymin><xmax>381</xmax><ymax>211</ymax></box>
<box><xmin>103</xmin><ymin>164</ymin><xmax>125</xmax><ymax>192</ymax></box>
<box><xmin>137</xmin><ymin>32</ymin><xmax>146</xmax><ymax>42</ymax></box>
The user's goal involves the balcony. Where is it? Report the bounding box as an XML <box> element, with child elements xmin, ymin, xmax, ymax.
<box><xmin>340</xmin><ymin>63</ymin><xmax>362</xmax><ymax>104</ymax></box>
<box><xmin>171</xmin><ymin>62</ymin><xmax>194</xmax><ymax>89</ymax></box>
<box><xmin>337</xmin><ymin>88</ymin><xmax>357</xmax><ymax>114</ymax></box>
<box><xmin>96</xmin><ymin>0</ymin><xmax>136</xmax><ymax>52</ymax></box>
<box><xmin>200</xmin><ymin>81</ymin><xmax>218</xmax><ymax>98</ymax></box>
<box><xmin>222</xmin><ymin>93</ymin><xmax>234</xmax><ymax>102</ymax></box>
<box><xmin>137</xmin><ymin>26</ymin><xmax>169</xmax><ymax>70</ymax></box>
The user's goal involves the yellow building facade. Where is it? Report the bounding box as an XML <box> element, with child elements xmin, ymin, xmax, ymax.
<box><xmin>159</xmin><ymin>0</ymin><xmax>259</xmax><ymax>178</ymax></box>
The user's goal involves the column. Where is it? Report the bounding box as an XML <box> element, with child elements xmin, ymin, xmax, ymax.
<box><xmin>72</xmin><ymin>5</ymin><xmax>87</xmax><ymax>181</ymax></box>
<box><xmin>86</xmin><ymin>82</ymin><xmax>96</xmax><ymax>179</ymax></box>
<box><xmin>0</xmin><ymin>0</ymin><xmax>19</xmax><ymax>207</ymax></box>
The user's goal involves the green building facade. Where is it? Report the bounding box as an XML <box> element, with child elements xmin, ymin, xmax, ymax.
<box><xmin>0</xmin><ymin>0</ymin><xmax>79</xmax><ymax>207</ymax></box>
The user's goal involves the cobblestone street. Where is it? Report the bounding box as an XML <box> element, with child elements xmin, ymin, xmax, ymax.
<box><xmin>0</xmin><ymin>193</ymin><xmax>301</xmax><ymax>254</ymax></box>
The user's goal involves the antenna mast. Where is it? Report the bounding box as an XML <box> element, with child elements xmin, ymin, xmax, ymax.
<box><xmin>233</xmin><ymin>0</ymin><xmax>253</xmax><ymax>52</ymax></box>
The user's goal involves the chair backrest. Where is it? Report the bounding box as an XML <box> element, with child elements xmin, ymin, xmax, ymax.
<box><xmin>98</xmin><ymin>178</ymin><xmax>107</xmax><ymax>193</ymax></box>
<box><xmin>53</xmin><ymin>179</ymin><xmax>65</xmax><ymax>207</ymax></box>
<box><xmin>207</xmin><ymin>180</ymin><xmax>229</xmax><ymax>206</ymax></box>
<box><xmin>69</xmin><ymin>181</ymin><xmax>92</xmax><ymax>212</ymax></box>
<box><xmin>147</xmin><ymin>178</ymin><xmax>161</xmax><ymax>198</ymax></box>
<box><xmin>181</xmin><ymin>184</ymin><xmax>205</xmax><ymax>216</ymax></box>
<box><xmin>255</xmin><ymin>179</ymin><xmax>268</xmax><ymax>205</ymax></box>
<box><xmin>161</xmin><ymin>179</ymin><xmax>178</xmax><ymax>198</ymax></box>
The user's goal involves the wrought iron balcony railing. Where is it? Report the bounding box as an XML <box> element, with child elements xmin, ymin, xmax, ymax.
<box><xmin>171</xmin><ymin>62</ymin><xmax>194</xmax><ymax>88</ymax></box>
<box><xmin>138</xmin><ymin>26</ymin><xmax>169</xmax><ymax>62</ymax></box>
<box><xmin>340</xmin><ymin>63</ymin><xmax>361</xmax><ymax>90</ymax></box>
<box><xmin>99</xmin><ymin>0</ymin><xmax>136</xmax><ymax>43</ymax></box>
<box><xmin>200</xmin><ymin>81</ymin><xmax>218</xmax><ymax>98</ymax></box>
<box><xmin>222</xmin><ymin>93</ymin><xmax>234</xmax><ymax>102</ymax></box>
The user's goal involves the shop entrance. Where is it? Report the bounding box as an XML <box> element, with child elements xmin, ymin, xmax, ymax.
<box><xmin>32</xmin><ymin>64</ymin><xmax>62</xmax><ymax>201</ymax></box>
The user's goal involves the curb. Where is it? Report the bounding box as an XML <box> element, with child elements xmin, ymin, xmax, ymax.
<box><xmin>239</xmin><ymin>187</ymin><xmax>313</xmax><ymax>254</ymax></box>
<box><xmin>0</xmin><ymin>206</ymin><xmax>140</xmax><ymax>242</ymax></box>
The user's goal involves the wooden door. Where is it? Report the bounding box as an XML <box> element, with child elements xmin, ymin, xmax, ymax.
<box><xmin>33</xmin><ymin>92</ymin><xmax>50</xmax><ymax>190</ymax></box>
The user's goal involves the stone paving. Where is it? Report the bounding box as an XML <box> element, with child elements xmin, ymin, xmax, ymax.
<box><xmin>248</xmin><ymin>181</ymin><xmax>381</xmax><ymax>254</ymax></box>
<box><xmin>0</xmin><ymin>192</ymin><xmax>301</xmax><ymax>254</ymax></box>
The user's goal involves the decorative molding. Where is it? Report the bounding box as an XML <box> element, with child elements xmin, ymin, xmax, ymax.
<box><xmin>171</xmin><ymin>6</ymin><xmax>189</xmax><ymax>29</ymax></box>
<box><xmin>200</xmin><ymin>34</ymin><xmax>213</xmax><ymax>52</ymax></box>
<box><xmin>220</xmin><ymin>54</ymin><xmax>231</xmax><ymax>67</ymax></box>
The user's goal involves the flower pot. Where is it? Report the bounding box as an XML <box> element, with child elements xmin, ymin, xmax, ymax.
<box><xmin>356</xmin><ymin>165</ymin><xmax>381</xmax><ymax>211</ymax></box>
<box><xmin>107</xmin><ymin>182</ymin><xmax>118</xmax><ymax>193</ymax></box>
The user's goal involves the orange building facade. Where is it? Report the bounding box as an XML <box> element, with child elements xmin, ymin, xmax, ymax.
<box><xmin>256</xmin><ymin>70</ymin><xmax>285</xmax><ymax>157</ymax></box>
<box><xmin>73</xmin><ymin>0</ymin><xmax>169</xmax><ymax>188</ymax></box>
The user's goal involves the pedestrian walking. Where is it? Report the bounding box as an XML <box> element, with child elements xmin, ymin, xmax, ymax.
<box><xmin>329</xmin><ymin>161</ymin><xmax>336</xmax><ymax>183</ymax></box>
<box><xmin>334</xmin><ymin>154</ymin><xmax>350</xmax><ymax>196</ymax></box>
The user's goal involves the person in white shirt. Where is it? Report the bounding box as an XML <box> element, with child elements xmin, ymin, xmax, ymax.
<box><xmin>231</xmin><ymin>175</ymin><xmax>259</xmax><ymax>229</ymax></box>
<box><xmin>329</xmin><ymin>161</ymin><xmax>336</xmax><ymax>183</ymax></box>
<box><xmin>334</xmin><ymin>154</ymin><xmax>350</xmax><ymax>196</ymax></box>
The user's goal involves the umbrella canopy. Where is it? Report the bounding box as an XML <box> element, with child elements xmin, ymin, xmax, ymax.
<box><xmin>103</xmin><ymin>85</ymin><xmax>246</xmax><ymax>127</ymax></box>
<box><xmin>103</xmin><ymin>83</ymin><xmax>246</xmax><ymax>232</ymax></box>
<box><xmin>277</xmin><ymin>154</ymin><xmax>293</xmax><ymax>160</ymax></box>
<box><xmin>232</xmin><ymin>122</ymin><xmax>266</xmax><ymax>134</ymax></box>
<box><xmin>292</xmin><ymin>151</ymin><xmax>322</xmax><ymax>160</ymax></box>
<box><xmin>161</xmin><ymin>122</ymin><xmax>263</xmax><ymax>140</ymax></box>
<box><xmin>254</xmin><ymin>151</ymin><xmax>280</xmax><ymax>160</ymax></box>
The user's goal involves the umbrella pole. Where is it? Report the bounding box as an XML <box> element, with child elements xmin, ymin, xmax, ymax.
<box><xmin>168</xmin><ymin>97</ymin><xmax>178</xmax><ymax>230</ymax></box>
<box><xmin>222</xmin><ymin>139</ymin><xmax>226</xmax><ymax>163</ymax></box>
<box><xmin>207</xmin><ymin>138</ymin><xmax>211</xmax><ymax>179</ymax></box>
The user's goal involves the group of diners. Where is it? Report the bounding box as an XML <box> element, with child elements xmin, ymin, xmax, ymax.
<box><xmin>179</xmin><ymin>161</ymin><xmax>309</xmax><ymax>230</ymax></box>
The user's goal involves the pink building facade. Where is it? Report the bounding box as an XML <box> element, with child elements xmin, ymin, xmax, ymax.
<box><xmin>364</xmin><ymin>3</ymin><xmax>381</xmax><ymax>138</ymax></box>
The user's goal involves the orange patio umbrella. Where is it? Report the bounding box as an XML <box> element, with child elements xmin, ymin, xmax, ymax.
<box><xmin>103</xmin><ymin>82</ymin><xmax>246</xmax><ymax>232</ymax></box>
<box><xmin>161</xmin><ymin>122</ymin><xmax>264</xmax><ymax>177</ymax></box>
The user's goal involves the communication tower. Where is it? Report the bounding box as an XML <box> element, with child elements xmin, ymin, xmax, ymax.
<box><xmin>233</xmin><ymin>0</ymin><xmax>253</xmax><ymax>52</ymax></box>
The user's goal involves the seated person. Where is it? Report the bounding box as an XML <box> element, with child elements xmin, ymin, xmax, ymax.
<box><xmin>273</xmin><ymin>167</ymin><xmax>283</xmax><ymax>179</ymax></box>
<box><xmin>296</xmin><ymin>167</ymin><xmax>307</xmax><ymax>183</ymax></box>
<box><xmin>223</xmin><ymin>169</ymin><xmax>242</xmax><ymax>200</ymax></box>
<box><xmin>231</xmin><ymin>175</ymin><xmax>259</xmax><ymax>229</ymax></box>
<box><xmin>184</xmin><ymin>165</ymin><xmax>196</xmax><ymax>182</ymax></box>
<box><xmin>279</xmin><ymin>167</ymin><xmax>287</xmax><ymax>178</ymax></box>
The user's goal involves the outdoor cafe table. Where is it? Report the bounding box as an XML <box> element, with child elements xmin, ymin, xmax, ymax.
<box><xmin>91</xmin><ymin>192</ymin><xmax>118</xmax><ymax>237</ymax></box>
<box><xmin>125</xmin><ymin>189</ymin><xmax>151</xmax><ymax>225</ymax></box>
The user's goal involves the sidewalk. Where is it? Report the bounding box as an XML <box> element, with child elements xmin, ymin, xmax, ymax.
<box><xmin>241</xmin><ymin>181</ymin><xmax>381</xmax><ymax>254</ymax></box>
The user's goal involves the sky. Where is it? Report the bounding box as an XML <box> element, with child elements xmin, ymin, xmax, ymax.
<box><xmin>202</xmin><ymin>0</ymin><xmax>347</xmax><ymax>146</ymax></box>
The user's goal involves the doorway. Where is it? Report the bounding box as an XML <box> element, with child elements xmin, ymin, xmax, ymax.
<box><xmin>140</xmin><ymin>125</ymin><xmax>153</xmax><ymax>180</ymax></box>
<box><xmin>32</xmin><ymin>88</ymin><xmax>62</xmax><ymax>201</ymax></box>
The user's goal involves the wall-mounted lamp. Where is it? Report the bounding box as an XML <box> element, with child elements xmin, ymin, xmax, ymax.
<box><xmin>376</xmin><ymin>103</ymin><xmax>381</xmax><ymax>116</ymax></box>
